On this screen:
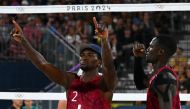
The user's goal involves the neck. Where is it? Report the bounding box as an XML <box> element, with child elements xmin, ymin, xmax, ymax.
<box><xmin>152</xmin><ymin>59</ymin><xmax>168</xmax><ymax>74</ymax></box>
<box><xmin>81</xmin><ymin>69</ymin><xmax>98</xmax><ymax>82</ymax></box>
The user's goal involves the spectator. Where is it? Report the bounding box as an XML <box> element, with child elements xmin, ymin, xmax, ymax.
<box><xmin>23</xmin><ymin>15</ymin><xmax>42</xmax><ymax>49</ymax></box>
<box><xmin>184</xmin><ymin>62</ymin><xmax>190</xmax><ymax>93</ymax></box>
<box><xmin>65</xmin><ymin>26</ymin><xmax>81</xmax><ymax>46</ymax></box>
<box><xmin>120</xmin><ymin>27</ymin><xmax>134</xmax><ymax>68</ymax></box>
<box><xmin>169</xmin><ymin>47</ymin><xmax>188</xmax><ymax>70</ymax></box>
<box><xmin>8</xmin><ymin>100</ymin><xmax>23</xmax><ymax>109</ymax></box>
<box><xmin>169</xmin><ymin>47</ymin><xmax>188</xmax><ymax>87</ymax></box>
<box><xmin>57</xmin><ymin>100</ymin><xmax>67</xmax><ymax>109</ymax></box>
<box><xmin>22</xmin><ymin>100</ymin><xmax>38</xmax><ymax>109</ymax></box>
<box><xmin>183</xmin><ymin>63</ymin><xmax>190</xmax><ymax>106</ymax></box>
<box><xmin>141</xmin><ymin>12</ymin><xmax>158</xmax><ymax>48</ymax></box>
<box><xmin>0</xmin><ymin>15</ymin><xmax>11</xmax><ymax>57</ymax></box>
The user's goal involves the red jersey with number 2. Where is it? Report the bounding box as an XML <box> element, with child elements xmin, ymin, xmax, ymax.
<box><xmin>67</xmin><ymin>74</ymin><xmax>111</xmax><ymax>109</ymax></box>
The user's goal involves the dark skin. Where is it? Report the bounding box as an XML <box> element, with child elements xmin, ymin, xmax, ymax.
<box><xmin>133</xmin><ymin>37</ymin><xmax>177</xmax><ymax>109</ymax></box>
<box><xmin>11</xmin><ymin>17</ymin><xmax>117</xmax><ymax>102</ymax></box>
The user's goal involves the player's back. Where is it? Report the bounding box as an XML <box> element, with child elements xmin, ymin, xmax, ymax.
<box><xmin>67</xmin><ymin>74</ymin><xmax>111</xmax><ymax>109</ymax></box>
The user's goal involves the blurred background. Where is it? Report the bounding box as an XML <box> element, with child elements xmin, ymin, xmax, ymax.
<box><xmin>1</xmin><ymin>0</ymin><xmax>190</xmax><ymax>109</ymax></box>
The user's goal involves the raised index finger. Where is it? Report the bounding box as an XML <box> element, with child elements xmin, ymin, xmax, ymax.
<box><xmin>93</xmin><ymin>17</ymin><xmax>98</xmax><ymax>29</ymax></box>
<box><xmin>12</xmin><ymin>20</ymin><xmax>22</xmax><ymax>32</ymax></box>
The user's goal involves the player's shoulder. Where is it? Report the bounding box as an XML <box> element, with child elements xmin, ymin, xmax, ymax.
<box><xmin>159</xmin><ymin>68</ymin><xmax>176</xmax><ymax>80</ymax></box>
<box><xmin>154</xmin><ymin>68</ymin><xmax>177</xmax><ymax>86</ymax></box>
<box><xmin>65</xmin><ymin>71</ymin><xmax>80</xmax><ymax>79</ymax></box>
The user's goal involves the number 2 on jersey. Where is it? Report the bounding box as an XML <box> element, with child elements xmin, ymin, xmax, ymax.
<box><xmin>71</xmin><ymin>91</ymin><xmax>81</xmax><ymax>109</ymax></box>
<box><xmin>72</xmin><ymin>91</ymin><xmax>78</xmax><ymax>102</ymax></box>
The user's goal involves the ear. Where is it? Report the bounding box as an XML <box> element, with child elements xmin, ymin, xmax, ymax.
<box><xmin>158</xmin><ymin>48</ymin><xmax>165</xmax><ymax>55</ymax></box>
<box><xmin>98</xmin><ymin>59</ymin><xmax>102</xmax><ymax>67</ymax></box>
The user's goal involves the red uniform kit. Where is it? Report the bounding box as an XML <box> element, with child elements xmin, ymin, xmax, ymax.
<box><xmin>67</xmin><ymin>74</ymin><xmax>110</xmax><ymax>109</ymax></box>
<box><xmin>147</xmin><ymin>66</ymin><xmax>181</xmax><ymax>109</ymax></box>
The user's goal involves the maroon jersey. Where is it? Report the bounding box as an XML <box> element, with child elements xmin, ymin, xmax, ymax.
<box><xmin>67</xmin><ymin>74</ymin><xmax>111</xmax><ymax>109</ymax></box>
<box><xmin>147</xmin><ymin>66</ymin><xmax>181</xmax><ymax>109</ymax></box>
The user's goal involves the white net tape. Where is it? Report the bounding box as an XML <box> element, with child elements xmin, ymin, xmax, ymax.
<box><xmin>0</xmin><ymin>3</ymin><xmax>190</xmax><ymax>14</ymax></box>
<box><xmin>1</xmin><ymin>3</ymin><xmax>190</xmax><ymax>101</ymax></box>
<box><xmin>0</xmin><ymin>92</ymin><xmax>189</xmax><ymax>101</ymax></box>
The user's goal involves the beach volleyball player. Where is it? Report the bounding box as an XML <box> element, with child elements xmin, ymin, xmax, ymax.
<box><xmin>11</xmin><ymin>17</ymin><xmax>117</xmax><ymax>109</ymax></box>
<box><xmin>133</xmin><ymin>36</ymin><xmax>181</xmax><ymax>109</ymax></box>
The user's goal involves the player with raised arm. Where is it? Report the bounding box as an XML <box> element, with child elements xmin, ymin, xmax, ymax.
<box><xmin>133</xmin><ymin>36</ymin><xmax>181</xmax><ymax>109</ymax></box>
<box><xmin>11</xmin><ymin>17</ymin><xmax>117</xmax><ymax>109</ymax></box>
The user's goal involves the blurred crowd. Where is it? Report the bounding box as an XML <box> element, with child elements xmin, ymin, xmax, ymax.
<box><xmin>8</xmin><ymin>100</ymin><xmax>38</xmax><ymax>109</ymax></box>
<box><xmin>0</xmin><ymin>0</ymin><xmax>187</xmax><ymax>61</ymax></box>
<box><xmin>0</xmin><ymin>11</ymin><xmax>184</xmax><ymax>71</ymax></box>
<box><xmin>169</xmin><ymin>47</ymin><xmax>190</xmax><ymax>105</ymax></box>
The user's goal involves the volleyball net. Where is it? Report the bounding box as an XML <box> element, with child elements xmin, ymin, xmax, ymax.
<box><xmin>0</xmin><ymin>92</ymin><xmax>190</xmax><ymax>101</ymax></box>
<box><xmin>1</xmin><ymin>3</ymin><xmax>190</xmax><ymax>14</ymax></box>
<box><xmin>0</xmin><ymin>3</ymin><xmax>190</xmax><ymax>101</ymax></box>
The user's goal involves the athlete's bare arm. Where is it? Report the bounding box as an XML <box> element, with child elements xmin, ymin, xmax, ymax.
<box><xmin>153</xmin><ymin>70</ymin><xmax>177</xmax><ymax>109</ymax></box>
<box><xmin>11</xmin><ymin>20</ymin><xmax>75</xmax><ymax>89</ymax></box>
<box><xmin>93</xmin><ymin>17</ymin><xmax>117</xmax><ymax>100</ymax></box>
<box><xmin>133</xmin><ymin>42</ymin><xmax>148</xmax><ymax>89</ymax></box>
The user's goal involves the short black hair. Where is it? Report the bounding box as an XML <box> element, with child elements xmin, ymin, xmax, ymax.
<box><xmin>155</xmin><ymin>35</ymin><xmax>177</xmax><ymax>57</ymax></box>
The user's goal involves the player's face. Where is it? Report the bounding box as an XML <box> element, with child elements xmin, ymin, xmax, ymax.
<box><xmin>146</xmin><ymin>37</ymin><xmax>160</xmax><ymax>63</ymax></box>
<box><xmin>80</xmin><ymin>50</ymin><xmax>100</xmax><ymax>71</ymax></box>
